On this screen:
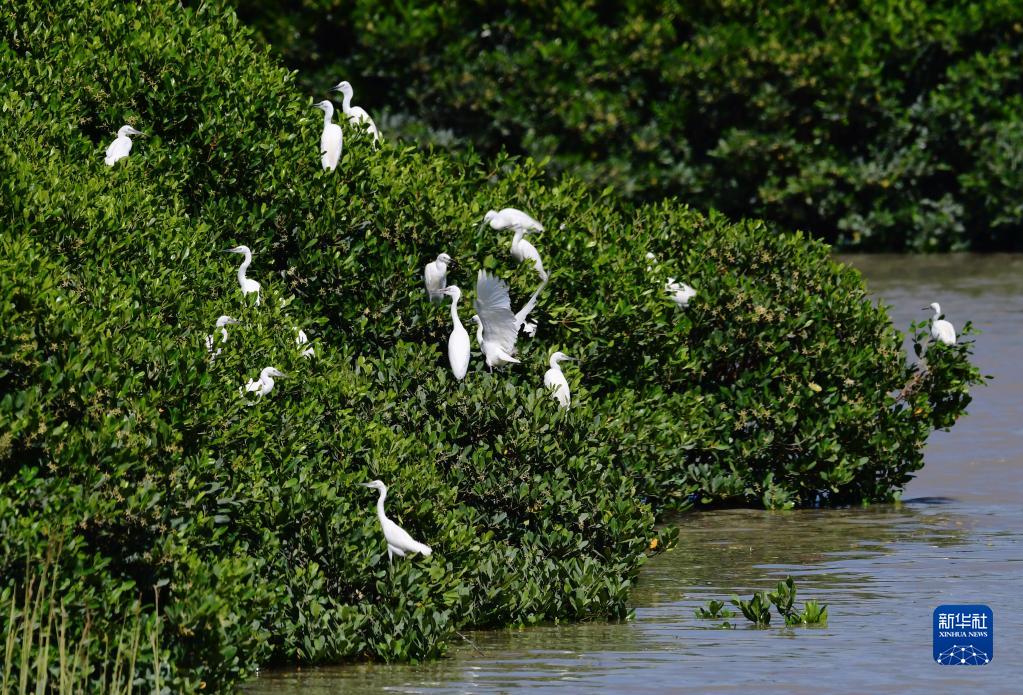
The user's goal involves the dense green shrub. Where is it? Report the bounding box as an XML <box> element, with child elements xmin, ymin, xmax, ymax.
<box><xmin>238</xmin><ymin>0</ymin><xmax>1023</xmax><ymax>251</ymax></box>
<box><xmin>1</xmin><ymin>0</ymin><xmax>981</xmax><ymax>691</ymax></box>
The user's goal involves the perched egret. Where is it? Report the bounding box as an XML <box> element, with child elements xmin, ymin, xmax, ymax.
<box><xmin>472</xmin><ymin>271</ymin><xmax>522</xmax><ymax>369</ymax></box>
<box><xmin>440</xmin><ymin>285</ymin><xmax>470</xmax><ymax>380</ymax></box>
<box><xmin>362</xmin><ymin>480</ymin><xmax>432</xmax><ymax>563</ymax></box>
<box><xmin>330</xmin><ymin>81</ymin><xmax>381</xmax><ymax>142</ymax></box>
<box><xmin>484</xmin><ymin>208</ymin><xmax>548</xmax><ymax>281</ymax></box>
<box><xmin>224</xmin><ymin>246</ymin><xmax>262</xmax><ymax>305</ymax></box>
<box><xmin>665</xmin><ymin>278</ymin><xmax>696</xmax><ymax>308</ymax></box>
<box><xmin>241</xmin><ymin>367</ymin><xmax>284</xmax><ymax>399</ymax></box>
<box><xmin>104</xmin><ymin>125</ymin><xmax>143</xmax><ymax>166</ymax></box>
<box><xmin>544</xmin><ymin>352</ymin><xmax>577</xmax><ymax>409</ymax></box>
<box><xmin>312</xmin><ymin>101</ymin><xmax>343</xmax><ymax>171</ymax></box>
<box><xmin>205</xmin><ymin>315</ymin><xmax>238</xmax><ymax>361</ymax></box>
<box><xmin>645</xmin><ymin>252</ymin><xmax>657</xmax><ymax>272</ymax></box>
<box><xmin>424</xmin><ymin>253</ymin><xmax>453</xmax><ymax>303</ymax></box>
<box><xmin>925</xmin><ymin>302</ymin><xmax>957</xmax><ymax>345</ymax></box>
<box><xmin>295</xmin><ymin>328</ymin><xmax>315</xmax><ymax>358</ymax></box>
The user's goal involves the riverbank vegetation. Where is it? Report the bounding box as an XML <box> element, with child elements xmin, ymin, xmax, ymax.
<box><xmin>1</xmin><ymin>0</ymin><xmax>982</xmax><ymax>690</ymax></box>
<box><xmin>239</xmin><ymin>0</ymin><xmax>1023</xmax><ymax>252</ymax></box>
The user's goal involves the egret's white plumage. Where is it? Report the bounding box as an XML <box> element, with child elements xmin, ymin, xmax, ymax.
<box><xmin>313</xmin><ymin>101</ymin><xmax>343</xmax><ymax>171</ymax></box>
<box><xmin>484</xmin><ymin>209</ymin><xmax>548</xmax><ymax>281</ymax></box>
<box><xmin>205</xmin><ymin>315</ymin><xmax>238</xmax><ymax>361</ymax></box>
<box><xmin>510</xmin><ymin>229</ymin><xmax>548</xmax><ymax>281</ymax></box>
<box><xmin>104</xmin><ymin>125</ymin><xmax>143</xmax><ymax>166</ymax></box>
<box><xmin>665</xmin><ymin>277</ymin><xmax>696</xmax><ymax>308</ymax></box>
<box><xmin>241</xmin><ymin>367</ymin><xmax>284</xmax><ymax>399</ymax></box>
<box><xmin>473</xmin><ymin>271</ymin><xmax>521</xmax><ymax>369</ymax></box>
<box><xmin>331</xmin><ymin>81</ymin><xmax>381</xmax><ymax>142</ymax></box>
<box><xmin>295</xmin><ymin>327</ymin><xmax>315</xmax><ymax>358</ymax></box>
<box><xmin>225</xmin><ymin>246</ymin><xmax>261</xmax><ymax>305</ymax></box>
<box><xmin>362</xmin><ymin>480</ymin><xmax>432</xmax><ymax>563</ymax></box>
<box><xmin>483</xmin><ymin>208</ymin><xmax>544</xmax><ymax>233</ymax></box>
<box><xmin>514</xmin><ymin>275</ymin><xmax>549</xmax><ymax>337</ymax></box>
<box><xmin>440</xmin><ymin>285</ymin><xmax>470</xmax><ymax>380</ymax></box>
<box><xmin>926</xmin><ymin>302</ymin><xmax>957</xmax><ymax>345</ymax></box>
<box><xmin>544</xmin><ymin>352</ymin><xmax>576</xmax><ymax>409</ymax></box>
<box><xmin>424</xmin><ymin>253</ymin><xmax>452</xmax><ymax>302</ymax></box>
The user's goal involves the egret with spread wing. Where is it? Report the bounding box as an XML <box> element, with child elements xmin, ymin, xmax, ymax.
<box><xmin>473</xmin><ymin>270</ymin><xmax>521</xmax><ymax>369</ymax></box>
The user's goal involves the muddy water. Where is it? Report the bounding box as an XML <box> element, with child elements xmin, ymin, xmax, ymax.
<box><xmin>244</xmin><ymin>254</ymin><xmax>1022</xmax><ymax>693</ymax></box>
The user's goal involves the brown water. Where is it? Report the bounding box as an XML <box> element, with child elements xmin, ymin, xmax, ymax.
<box><xmin>244</xmin><ymin>254</ymin><xmax>1022</xmax><ymax>693</ymax></box>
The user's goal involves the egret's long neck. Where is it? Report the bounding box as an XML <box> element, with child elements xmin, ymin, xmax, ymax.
<box><xmin>932</xmin><ymin>306</ymin><xmax>941</xmax><ymax>320</ymax></box>
<box><xmin>376</xmin><ymin>488</ymin><xmax>387</xmax><ymax>522</ymax></box>
<box><xmin>449</xmin><ymin>295</ymin><xmax>461</xmax><ymax>326</ymax></box>
<box><xmin>341</xmin><ymin>90</ymin><xmax>353</xmax><ymax>113</ymax></box>
<box><xmin>549</xmin><ymin>357</ymin><xmax>563</xmax><ymax>370</ymax></box>
<box><xmin>322</xmin><ymin>105</ymin><xmax>334</xmax><ymax>126</ymax></box>
<box><xmin>512</xmin><ymin>230</ymin><xmax>525</xmax><ymax>246</ymax></box>
<box><xmin>475</xmin><ymin>322</ymin><xmax>484</xmax><ymax>345</ymax></box>
<box><xmin>237</xmin><ymin>252</ymin><xmax>251</xmax><ymax>283</ymax></box>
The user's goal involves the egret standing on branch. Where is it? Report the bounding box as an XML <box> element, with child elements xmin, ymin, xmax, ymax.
<box><xmin>925</xmin><ymin>302</ymin><xmax>957</xmax><ymax>345</ymax></box>
<box><xmin>224</xmin><ymin>246</ymin><xmax>261</xmax><ymax>305</ymax></box>
<box><xmin>473</xmin><ymin>270</ymin><xmax>521</xmax><ymax>370</ymax></box>
<box><xmin>330</xmin><ymin>81</ymin><xmax>381</xmax><ymax>142</ymax></box>
<box><xmin>544</xmin><ymin>352</ymin><xmax>577</xmax><ymax>409</ymax></box>
<box><xmin>104</xmin><ymin>125</ymin><xmax>143</xmax><ymax>166</ymax></box>
<box><xmin>483</xmin><ymin>208</ymin><xmax>548</xmax><ymax>281</ymax></box>
<box><xmin>205</xmin><ymin>315</ymin><xmax>238</xmax><ymax>361</ymax></box>
<box><xmin>241</xmin><ymin>367</ymin><xmax>284</xmax><ymax>399</ymax></box>
<box><xmin>312</xmin><ymin>101</ymin><xmax>342</xmax><ymax>171</ymax></box>
<box><xmin>440</xmin><ymin>285</ymin><xmax>470</xmax><ymax>380</ymax></box>
<box><xmin>362</xmin><ymin>480</ymin><xmax>432</xmax><ymax>563</ymax></box>
<box><xmin>424</xmin><ymin>253</ymin><xmax>453</xmax><ymax>302</ymax></box>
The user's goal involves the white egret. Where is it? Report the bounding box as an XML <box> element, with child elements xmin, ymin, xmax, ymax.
<box><xmin>330</xmin><ymin>81</ymin><xmax>381</xmax><ymax>142</ymax></box>
<box><xmin>312</xmin><ymin>101</ymin><xmax>343</xmax><ymax>171</ymax></box>
<box><xmin>645</xmin><ymin>252</ymin><xmax>657</xmax><ymax>272</ymax></box>
<box><xmin>362</xmin><ymin>480</ymin><xmax>432</xmax><ymax>563</ymax></box>
<box><xmin>439</xmin><ymin>285</ymin><xmax>470</xmax><ymax>380</ymax></box>
<box><xmin>514</xmin><ymin>275</ymin><xmax>549</xmax><ymax>337</ymax></box>
<box><xmin>224</xmin><ymin>245</ymin><xmax>262</xmax><ymax>305</ymax></box>
<box><xmin>483</xmin><ymin>209</ymin><xmax>548</xmax><ymax>281</ymax></box>
<box><xmin>424</xmin><ymin>253</ymin><xmax>453</xmax><ymax>303</ymax></box>
<box><xmin>104</xmin><ymin>125</ymin><xmax>143</xmax><ymax>166</ymax></box>
<box><xmin>295</xmin><ymin>328</ymin><xmax>315</xmax><ymax>358</ymax></box>
<box><xmin>205</xmin><ymin>315</ymin><xmax>238</xmax><ymax>361</ymax></box>
<box><xmin>544</xmin><ymin>352</ymin><xmax>577</xmax><ymax>409</ymax></box>
<box><xmin>925</xmin><ymin>302</ymin><xmax>957</xmax><ymax>345</ymax></box>
<box><xmin>666</xmin><ymin>277</ymin><xmax>696</xmax><ymax>308</ymax></box>
<box><xmin>241</xmin><ymin>367</ymin><xmax>284</xmax><ymax>399</ymax></box>
<box><xmin>472</xmin><ymin>271</ymin><xmax>521</xmax><ymax>369</ymax></box>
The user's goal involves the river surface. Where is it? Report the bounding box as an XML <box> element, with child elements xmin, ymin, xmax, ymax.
<box><xmin>244</xmin><ymin>254</ymin><xmax>1022</xmax><ymax>693</ymax></box>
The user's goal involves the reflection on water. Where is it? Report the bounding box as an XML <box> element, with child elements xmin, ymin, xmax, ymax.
<box><xmin>245</xmin><ymin>255</ymin><xmax>1023</xmax><ymax>693</ymax></box>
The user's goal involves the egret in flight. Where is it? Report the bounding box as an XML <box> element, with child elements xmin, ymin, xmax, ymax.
<box><xmin>362</xmin><ymin>480</ymin><xmax>432</xmax><ymax>563</ymax></box>
<box><xmin>424</xmin><ymin>253</ymin><xmax>453</xmax><ymax>303</ymax></box>
<box><xmin>295</xmin><ymin>328</ymin><xmax>315</xmax><ymax>358</ymax></box>
<box><xmin>666</xmin><ymin>278</ymin><xmax>696</xmax><ymax>308</ymax></box>
<box><xmin>330</xmin><ymin>81</ymin><xmax>381</xmax><ymax>142</ymax></box>
<box><xmin>924</xmin><ymin>302</ymin><xmax>957</xmax><ymax>345</ymax></box>
<box><xmin>544</xmin><ymin>352</ymin><xmax>577</xmax><ymax>409</ymax></box>
<box><xmin>312</xmin><ymin>101</ymin><xmax>342</xmax><ymax>171</ymax></box>
<box><xmin>472</xmin><ymin>271</ymin><xmax>522</xmax><ymax>369</ymax></box>
<box><xmin>241</xmin><ymin>367</ymin><xmax>284</xmax><ymax>399</ymax></box>
<box><xmin>205</xmin><ymin>315</ymin><xmax>238</xmax><ymax>361</ymax></box>
<box><xmin>440</xmin><ymin>285</ymin><xmax>470</xmax><ymax>380</ymax></box>
<box><xmin>224</xmin><ymin>246</ymin><xmax>261</xmax><ymax>305</ymax></box>
<box><xmin>484</xmin><ymin>209</ymin><xmax>548</xmax><ymax>281</ymax></box>
<box><xmin>104</xmin><ymin>125</ymin><xmax>143</xmax><ymax>166</ymax></box>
